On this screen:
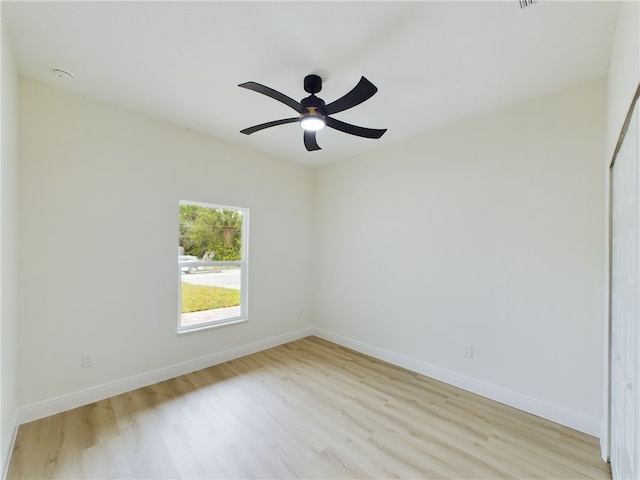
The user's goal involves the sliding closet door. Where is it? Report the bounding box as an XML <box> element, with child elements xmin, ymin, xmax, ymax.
<box><xmin>610</xmin><ymin>99</ymin><xmax>640</xmax><ymax>480</ymax></box>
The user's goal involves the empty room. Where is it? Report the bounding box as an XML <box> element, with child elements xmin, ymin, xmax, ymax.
<box><xmin>1</xmin><ymin>1</ymin><xmax>639</xmax><ymax>479</ymax></box>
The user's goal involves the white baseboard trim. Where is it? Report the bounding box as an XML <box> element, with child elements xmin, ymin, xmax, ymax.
<box><xmin>312</xmin><ymin>328</ymin><xmax>601</xmax><ymax>437</ymax></box>
<box><xmin>17</xmin><ymin>327</ymin><xmax>314</xmax><ymax>425</ymax></box>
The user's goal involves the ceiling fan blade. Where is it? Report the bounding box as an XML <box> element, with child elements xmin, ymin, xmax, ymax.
<box><xmin>303</xmin><ymin>130</ymin><xmax>321</xmax><ymax>151</ymax></box>
<box><xmin>324</xmin><ymin>77</ymin><xmax>378</xmax><ymax>115</ymax></box>
<box><xmin>325</xmin><ymin>117</ymin><xmax>387</xmax><ymax>139</ymax></box>
<box><xmin>238</xmin><ymin>82</ymin><xmax>304</xmax><ymax>113</ymax></box>
<box><xmin>240</xmin><ymin>117</ymin><xmax>299</xmax><ymax>135</ymax></box>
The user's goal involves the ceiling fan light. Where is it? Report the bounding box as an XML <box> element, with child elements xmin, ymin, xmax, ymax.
<box><xmin>300</xmin><ymin>115</ymin><xmax>325</xmax><ymax>131</ymax></box>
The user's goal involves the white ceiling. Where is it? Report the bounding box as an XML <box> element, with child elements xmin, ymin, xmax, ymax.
<box><xmin>2</xmin><ymin>1</ymin><xmax>619</xmax><ymax>167</ymax></box>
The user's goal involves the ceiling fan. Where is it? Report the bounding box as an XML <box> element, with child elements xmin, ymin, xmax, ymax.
<box><xmin>238</xmin><ymin>74</ymin><xmax>387</xmax><ymax>152</ymax></box>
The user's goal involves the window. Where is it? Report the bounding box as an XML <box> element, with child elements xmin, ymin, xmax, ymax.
<box><xmin>178</xmin><ymin>200</ymin><xmax>248</xmax><ymax>333</ymax></box>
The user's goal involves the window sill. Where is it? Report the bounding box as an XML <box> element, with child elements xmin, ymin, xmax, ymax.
<box><xmin>177</xmin><ymin>316</ymin><xmax>248</xmax><ymax>335</ymax></box>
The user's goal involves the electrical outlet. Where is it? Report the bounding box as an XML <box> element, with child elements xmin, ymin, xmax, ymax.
<box><xmin>464</xmin><ymin>346</ymin><xmax>474</xmax><ymax>359</ymax></box>
<box><xmin>81</xmin><ymin>353</ymin><xmax>94</xmax><ymax>368</ymax></box>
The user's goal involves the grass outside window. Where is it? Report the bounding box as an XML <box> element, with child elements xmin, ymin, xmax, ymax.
<box><xmin>180</xmin><ymin>283</ymin><xmax>240</xmax><ymax>313</ymax></box>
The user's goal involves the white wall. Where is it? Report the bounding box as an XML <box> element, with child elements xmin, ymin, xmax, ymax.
<box><xmin>17</xmin><ymin>79</ymin><xmax>314</xmax><ymax>409</ymax></box>
<box><xmin>0</xmin><ymin>15</ymin><xmax>20</xmax><ymax>476</ymax></box>
<box><xmin>314</xmin><ymin>79</ymin><xmax>606</xmax><ymax>433</ymax></box>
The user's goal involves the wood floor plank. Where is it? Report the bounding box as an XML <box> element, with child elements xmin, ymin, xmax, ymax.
<box><xmin>7</xmin><ymin>336</ymin><xmax>611</xmax><ymax>479</ymax></box>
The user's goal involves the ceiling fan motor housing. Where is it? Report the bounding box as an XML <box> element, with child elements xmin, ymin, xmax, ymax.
<box><xmin>301</xmin><ymin>94</ymin><xmax>326</xmax><ymax>117</ymax></box>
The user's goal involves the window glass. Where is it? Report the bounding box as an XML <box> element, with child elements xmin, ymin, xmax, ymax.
<box><xmin>178</xmin><ymin>201</ymin><xmax>248</xmax><ymax>332</ymax></box>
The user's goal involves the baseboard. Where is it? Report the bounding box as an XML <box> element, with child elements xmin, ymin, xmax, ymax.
<box><xmin>312</xmin><ymin>328</ymin><xmax>601</xmax><ymax>437</ymax></box>
<box><xmin>17</xmin><ymin>327</ymin><xmax>314</xmax><ymax>425</ymax></box>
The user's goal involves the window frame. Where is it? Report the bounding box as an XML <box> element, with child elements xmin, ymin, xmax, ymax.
<box><xmin>177</xmin><ymin>200</ymin><xmax>249</xmax><ymax>334</ymax></box>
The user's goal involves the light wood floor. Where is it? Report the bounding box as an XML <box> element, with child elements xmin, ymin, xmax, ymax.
<box><xmin>8</xmin><ymin>336</ymin><xmax>611</xmax><ymax>479</ymax></box>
